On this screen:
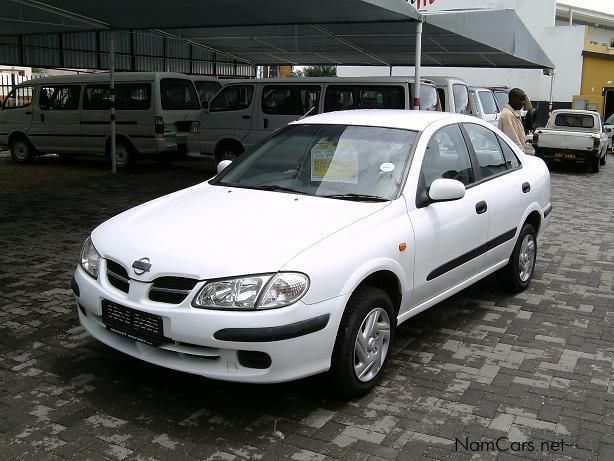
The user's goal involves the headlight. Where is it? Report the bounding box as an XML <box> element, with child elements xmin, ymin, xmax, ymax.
<box><xmin>80</xmin><ymin>236</ymin><xmax>101</xmax><ymax>278</ymax></box>
<box><xmin>192</xmin><ymin>272</ymin><xmax>309</xmax><ymax>310</ymax></box>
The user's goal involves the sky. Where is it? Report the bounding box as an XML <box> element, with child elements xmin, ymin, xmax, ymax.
<box><xmin>561</xmin><ymin>0</ymin><xmax>614</xmax><ymax>15</ymax></box>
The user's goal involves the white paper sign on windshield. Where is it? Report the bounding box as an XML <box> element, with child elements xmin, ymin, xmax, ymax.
<box><xmin>310</xmin><ymin>139</ymin><xmax>358</xmax><ymax>184</ymax></box>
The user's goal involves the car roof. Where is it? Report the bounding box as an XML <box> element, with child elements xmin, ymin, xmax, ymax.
<box><xmin>21</xmin><ymin>72</ymin><xmax>191</xmax><ymax>85</ymax></box>
<box><xmin>551</xmin><ymin>109</ymin><xmax>599</xmax><ymax>116</ymax></box>
<box><xmin>291</xmin><ymin>109</ymin><xmax>464</xmax><ymax>131</ymax></box>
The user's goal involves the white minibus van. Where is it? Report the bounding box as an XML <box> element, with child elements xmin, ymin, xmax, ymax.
<box><xmin>0</xmin><ymin>72</ymin><xmax>201</xmax><ymax>167</ymax></box>
<box><xmin>190</xmin><ymin>77</ymin><xmax>439</xmax><ymax>162</ymax></box>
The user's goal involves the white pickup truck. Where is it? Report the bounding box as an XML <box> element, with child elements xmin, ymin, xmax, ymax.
<box><xmin>533</xmin><ymin>110</ymin><xmax>607</xmax><ymax>173</ymax></box>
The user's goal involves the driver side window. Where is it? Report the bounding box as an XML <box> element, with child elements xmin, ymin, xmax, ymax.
<box><xmin>422</xmin><ymin>124</ymin><xmax>474</xmax><ymax>189</ymax></box>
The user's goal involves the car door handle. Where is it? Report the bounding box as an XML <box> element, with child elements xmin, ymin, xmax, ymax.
<box><xmin>522</xmin><ymin>182</ymin><xmax>531</xmax><ymax>193</ymax></box>
<box><xmin>475</xmin><ymin>201</ymin><xmax>488</xmax><ymax>214</ymax></box>
<box><xmin>241</xmin><ymin>115</ymin><xmax>251</xmax><ymax>120</ymax></box>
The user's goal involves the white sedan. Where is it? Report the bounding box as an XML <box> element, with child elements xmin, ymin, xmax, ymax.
<box><xmin>73</xmin><ymin>110</ymin><xmax>551</xmax><ymax>398</ymax></box>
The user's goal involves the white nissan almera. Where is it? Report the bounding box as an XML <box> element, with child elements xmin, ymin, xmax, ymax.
<box><xmin>73</xmin><ymin>110</ymin><xmax>551</xmax><ymax>397</ymax></box>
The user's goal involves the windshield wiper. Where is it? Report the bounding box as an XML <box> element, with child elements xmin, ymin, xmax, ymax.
<box><xmin>252</xmin><ymin>185</ymin><xmax>308</xmax><ymax>195</ymax></box>
<box><xmin>321</xmin><ymin>193</ymin><xmax>389</xmax><ymax>202</ymax></box>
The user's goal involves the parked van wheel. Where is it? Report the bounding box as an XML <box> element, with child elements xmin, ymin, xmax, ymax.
<box><xmin>112</xmin><ymin>140</ymin><xmax>134</xmax><ymax>168</ymax></box>
<box><xmin>591</xmin><ymin>157</ymin><xmax>600</xmax><ymax>173</ymax></box>
<box><xmin>497</xmin><ymin>223</ymin><xmax>537</xmax><ymax>292</ymax></box>
<box><xmin>10</xmin><ymin>137</ymin><xmax>34</xmax><ymax>164</ymax></box>
<box><xmin>330</xmin><ymin>287</ymin><xmax>395</xmax><ymax>399</ymax></box>
<box><xmin>215</xmin><ymin>145</ymin><xmax>243</xmax><ymax>163</ymax></box>
<box><xmin>600</xmin><ymin>153</ymin><xmax>607</xmax><ymax>166</ymax></box>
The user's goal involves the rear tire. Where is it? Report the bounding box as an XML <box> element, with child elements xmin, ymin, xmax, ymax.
<box><xmin>329</xmin><ymin>287</ymin><xmax>395</xmax><ymax>399</ymax></box>
<box><xmin>497</xmin><ymin>223</ymin><xmax>537</xmax><ymax>292</ymax></box>
<box><xmin>214</xmin><ymin>144</ymin><xmax>243</xmax><ymax>163</ymax></box>
<box><xmin>110</xmin><ymin>140</ymin><xmax>134</xmax><ymax>169</ymax></box>
<box><xmin>10</xmin><ymin>136</ymin><xmax>34</xmax><ymax>164</ymax></box>
<box><xmin>591</xmin><ymin>157</ymin><xmax>600</xmax><ymax>173</ymax></box>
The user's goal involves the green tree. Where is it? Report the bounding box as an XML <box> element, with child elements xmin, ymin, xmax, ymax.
<box><xmin>290</xmin><ymin>66</ymin><xmax>337</xmax><ymax>77</ymax></box>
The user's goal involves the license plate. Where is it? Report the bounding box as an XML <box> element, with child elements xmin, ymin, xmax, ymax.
<box><xmin>555</xmin><ymin>152</ymin><xmax>575</xmax><ymax>160</ymax></box>
<box><xmin>102</xmin><ymin>300</ymin><xmax>165</xmax><ymax>346</ymax></box>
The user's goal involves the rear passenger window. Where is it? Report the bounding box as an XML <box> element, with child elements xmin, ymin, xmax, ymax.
<box><xmin>262</xmin><ymin>86</ymin><xmax>321</xmax><ymax>115</ymax></box>
<box><xmin>463</xmin><ymin>124</ymin><xmax>508</xmax><ymax>178</ymax></box>
<box><xmin>84</xmin><ymin>85</ymin><xmax>111</xmax><ymax>110</ymax></box>
<box><xmin>498</xmin><ymin>135</ymin><xmax>521</xmax><ymax>169</ymax></box>
<box><xmin>40</xmin><ymin>86</ymin><xmax>80</xmax><ymax>110</ymax></box>
<box><xmin>422</xmin><ymin>124</ymin><xmax>474</xmax><ymax>188</ymax></box>
<box><xmin>324</xmin><ymin>86</ymin><xmax>404</xmax><ymax>112</ymax></box>
<box><xmin>210</xmin><ymin>85</ymin><xmax>254</xmax><ymax>112</ymax></box>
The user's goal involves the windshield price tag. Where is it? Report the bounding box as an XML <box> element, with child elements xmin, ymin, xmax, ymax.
<box><xmin>311</xmin><ymin>140</ymin><xmax>358</xmax><ymax>184</ymax></box>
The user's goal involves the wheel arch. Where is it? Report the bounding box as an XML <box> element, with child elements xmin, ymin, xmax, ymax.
<box><xmin>348</xmin><ymin>269</ymin><xmax>403</xmax><ymax>320</ymax></box>
<box><xmin>105</xmin><ymin>133</ymin><xmax>137</xmax><ymax>154</ymax></box>
<box><xmin>214</xmin><ymin>138</ymin><xmax>245</xmax><ymax>156</ymax></box>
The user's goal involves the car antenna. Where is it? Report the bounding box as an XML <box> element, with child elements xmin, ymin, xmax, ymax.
<box><xmin>297</xmin><ymin>106</ymin><xmax>315</xmax><ymax>121</ymax></box>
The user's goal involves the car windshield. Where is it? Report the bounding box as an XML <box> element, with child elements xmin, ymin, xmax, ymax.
<box><xmin>212</xmin><ymin>124</ymin><xmax>418</xmax><ymax>201</ymax></box>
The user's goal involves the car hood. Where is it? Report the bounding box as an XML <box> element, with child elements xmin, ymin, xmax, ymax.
<box><xmin>92</xmin><ymin>183</ymin><xmax>389</xmax><ymax>281</ymax></box>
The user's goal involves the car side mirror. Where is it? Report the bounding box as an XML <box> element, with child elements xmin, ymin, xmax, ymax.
<box><xmin>201</xmin><ymin>100</ymin><xmax>209</xmax><ymax>111</ymax></box>
<box><xmin>217</xmin><ymin>159</ymin><xmax>232</xmax><ymax>174</ymax></box>
<box><xmin>428</xmin><ymin>178</ymin><xmax>466</xmax><ymax>202</ymax></box>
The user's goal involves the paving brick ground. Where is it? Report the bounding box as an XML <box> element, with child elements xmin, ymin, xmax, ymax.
<box><xmin>0</xmin><ymin>153</ymin><xmax>613</xmax><ymax>460</ymax></box>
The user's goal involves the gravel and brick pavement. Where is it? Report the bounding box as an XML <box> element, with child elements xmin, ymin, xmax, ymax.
<box><xmin>0</xmin><ymin>154</ymin><xmax>613</xmax><ymax>460</ymax></box>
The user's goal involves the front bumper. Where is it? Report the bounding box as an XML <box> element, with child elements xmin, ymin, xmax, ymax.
<box><xmin>73</xmin><ymin>264</ymin><xmax>345</xmax><ymax>383</ymax></box>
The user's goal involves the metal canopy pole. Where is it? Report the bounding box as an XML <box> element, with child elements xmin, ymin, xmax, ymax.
<box><xmin>109</xmin><ymin>30</ymin><xmax>116</xmax><ymax>174</ymax></box>
<box><xmin>549</xmin><ymin>71</ymin><xmax>555</xmax><ymax>116</ymax></box>
<box><xmin>413</xmin><ymin>19</ymin><xmax>424</xmax><ymax>110</ymax></box>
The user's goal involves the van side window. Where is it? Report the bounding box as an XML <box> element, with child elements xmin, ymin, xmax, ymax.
<box><xmin>210</xmin><ymin>85</ymin><xmax>254</xmax><ymax>112</ymax></box>
<box><xmin>84</xmin><ymin>85</ymin><xmax>111</xmax><ymax>110</ymax></box>
<box><xmin>116</xmin><ymin>84</ymin><xmax>151</xmax><ymax>110</ymax></box>
<box><xmin>324</xmin><ymin>86</ymin><xmax>404</xmax><ymax>112</ymax></box>
<box><xmin>160</xmin><ymin>79</ymin><xmax>200</xmax><ymax>110</ymax></box>
<box><xmin>463</xmin><ymin>123</ymin><xmax>508</xmax><ymax>178</ymax></box>
<box><xmin>2</xmin><ymin>86</ymin><xmax>33</xmax><ymax>109</ymax></box>
<box><xmin>262</xmin><ymin>86</ymin><xmax>321</xmax><ymax>115</ymax></box>
<box><xmin>40</xmin><ymin>86</ymin><xmax>80</xmax><ymax>111</ymax></box>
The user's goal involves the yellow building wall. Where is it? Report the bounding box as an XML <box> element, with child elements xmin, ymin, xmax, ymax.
<box><xmin>579</xmin><ymin>54</ymin><xmax>614</xmax><ymax>115</ymax></box>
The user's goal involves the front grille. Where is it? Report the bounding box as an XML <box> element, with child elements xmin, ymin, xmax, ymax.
<box><xmin>107</xmin><ymin>260</ymin><xmax>129</xmax><ymax>293</ymax></box>
<box><xmin>175</xmin><ymin>121</ymin><xmax>191</xmax><ymax>132</ymax></box>
<box><xmin>149</xmin><ymin>276</ymin><xmax>198</xmax><ymax>304</ymax></box>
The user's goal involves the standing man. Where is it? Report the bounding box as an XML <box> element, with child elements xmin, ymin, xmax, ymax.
<box><xmin>499</xmin><ymin>88</ymin><xmax>529</xmax><ymax>153</ymax></box>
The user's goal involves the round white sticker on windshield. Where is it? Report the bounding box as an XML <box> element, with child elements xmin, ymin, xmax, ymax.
<box><xmin>380</xmin><ymin>163</ymin><xmax>395</xmax><ymax>173</ymax></box>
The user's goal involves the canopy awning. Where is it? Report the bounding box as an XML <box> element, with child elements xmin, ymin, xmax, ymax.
<box><xmin>0</xmin><ymin>0</ymin><xmax>554</xmax><ymax>70</ymax></box>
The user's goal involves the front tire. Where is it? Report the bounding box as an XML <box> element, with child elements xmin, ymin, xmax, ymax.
<box><xmin>329</xmin><ymin>287</ymin><xmax>395</xmax><ymax>399</ymax></box>
<box><xmin>497</xmin><ymin>223</ymin><xmax>537</xmax><ymax>292</ymax></box>
<box><xmin>214</xmin><ymin>145</ymin><xmax>243</xmax><ymax>163</ymax></box>
<box><xmin>10</xmin><ymin>136</ymin><xmax>34</xmax><ymax>164</ymax></box>
<box><xmin>112</xmin><ymin>140</ymin><xmax>133</xmax><ymax>169</ymax></box>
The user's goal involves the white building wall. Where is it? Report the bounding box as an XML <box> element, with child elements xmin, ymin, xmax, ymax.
<box><xmin>339</xmin><ymin>0</ymin><xmax>583</xmax><ymax>104</ymax></box>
